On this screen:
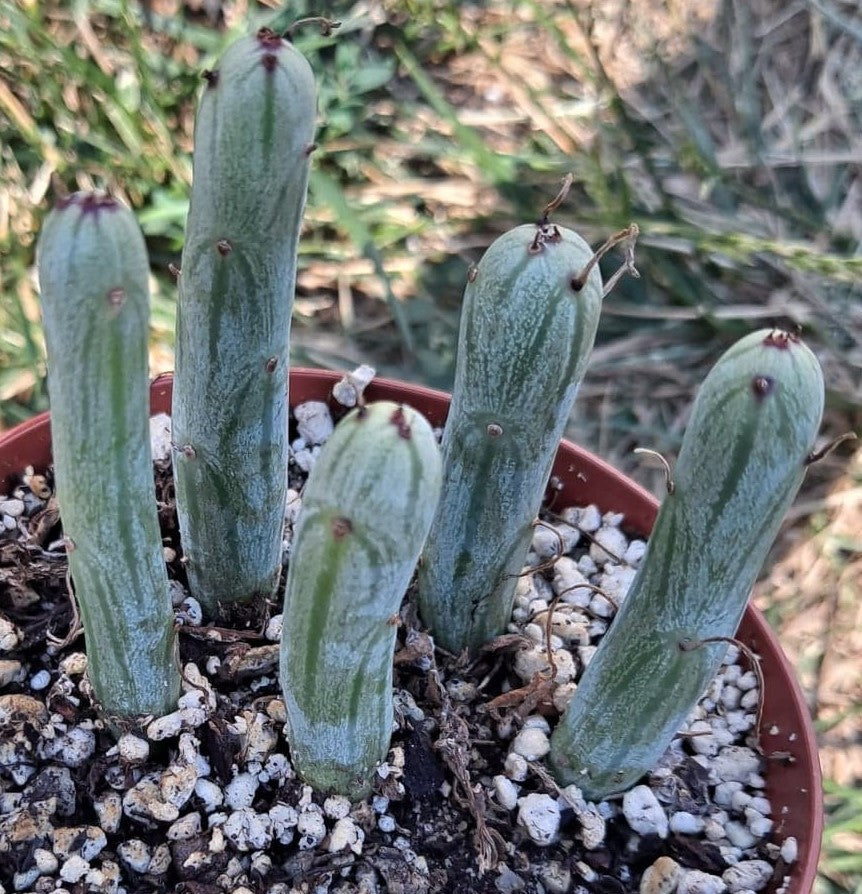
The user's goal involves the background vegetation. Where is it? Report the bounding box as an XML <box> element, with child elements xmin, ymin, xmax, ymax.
<box><xmin>1</xmin><ymin>1</ymin><xmax>859</xmax><ymax>889</ymax></box>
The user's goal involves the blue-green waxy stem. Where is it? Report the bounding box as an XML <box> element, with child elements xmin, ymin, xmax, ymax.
<box><xmin>548</xmin><ymin>329</ymin><xmax>825</xmax><ymax>799</ymax></box>
<box><xmin>279</xmin><ymin>402</ymin><xmax>442</xmax><ymax>799</ymax></box>
<box><xmin>37</xmin><ymin>192</ymin><xmax>180</xmax><ymax>721</ymax></box>
<box><xmin>418</xmin><ymin>222</ymin><xmax>604</xmax><ymax>654</ymax></box>
<box><xmin>172</xmin><ymin>29</ymin><xmax>316</xmax><ymax>616</ymax></box>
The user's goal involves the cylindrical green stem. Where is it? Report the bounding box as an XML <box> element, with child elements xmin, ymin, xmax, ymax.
<box><xmin>418</xmin><ymin>222</ymin><xmax>604</xmax><ymax>653</ymax></box>
<box><xmin>172</xmin><ymin>29</ymin><xmax>316</xmax><ymax>616</ymax></box>
<box><xmin>549</xmin><ymin>329</ymin><xmax>825</xmax><ymax>799</ymax></box>
<box><xmin>280</xmin><ymin>402</ymin><xmax>442</xmax><ymax>799</ymax></box>
<box><xmin>37</xmin><ymin>192</ymin><xmax>180</xmax><ymax>721</ymax></box>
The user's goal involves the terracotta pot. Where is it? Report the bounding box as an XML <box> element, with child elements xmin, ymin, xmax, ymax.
<box><xmin>0</xmin><ymin>368</ymin><xmax>822</xmax><ymax>893</ymax></box>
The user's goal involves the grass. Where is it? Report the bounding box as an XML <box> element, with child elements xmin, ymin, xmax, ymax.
<box><xmin>1</xmin><ymin>0</ymin><xmax>860</xmax><ymax>886</ymax></box>
<box><xmin>820</xmin><ymin>780</ymin><xmax>862</xmax><ymax>894</ymax></box>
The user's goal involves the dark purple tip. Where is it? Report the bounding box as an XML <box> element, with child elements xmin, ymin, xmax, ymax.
<box><xmin>751</xmin><ymin>375</ymin><xmax>775</xmax><ymax>400</ymax></box>
<box><xmin>216</xmin><ymin>239</ymin><xmax>233</xmax><ymax>257</ymax></box>
<box><xmin>202</xmin><ymin>69</ymin><xmax>219</xmax><ymax>88</ymax></box>
<box><xmin>330</xmin><ymin>516</ymin><xmax>353</xmax><ymax>540</ymax></box>
<box><xmin>390</xmin><ymin>407</ymin><xmax>411</xmax><ymax>440</ymax></box>
<box><xmin>529</xmin><ymin>223</ymin><xmax>562</xmax><ymax>256</ymax></box>
<box><xmin>762</xmin><ymin>330</ymin><xmax>799</xmax><ymax>350</ymax></box>
<box><xmin>58</xmin><ymin>192</ymin><xmax>120</xmax><ymax>215</ymax></box>
<box><xmin>528</xmin><ymin>232</ymin><xmax>544</xmax><ymax>255</ymax></box>
<box><xmin>261</xmin><ymin>53</ymin><xmax>278</xmax><ymax>73</ymax></box>
<box><xmin>256</xmin><ymin>27</ymin><xmax>284</xmax><ymax>51</ymax></box>
<box><xmin>304</xmin><ymin>143</ymin><xmax>317</xmax><ymax>157</ymax></box>
<box><xmin>265</xmin><ymin>357</ymin><xmax>278</xmax><ymax>374</ymax></box>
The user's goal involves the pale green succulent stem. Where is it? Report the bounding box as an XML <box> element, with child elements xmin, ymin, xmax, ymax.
<box><xmin>37</xmin><ymin>192</ymin><xmax>180</xmax><ymax>721</ymax></box>
<box><xmin>549</xmin><ymin>329</ymin><xmax>825</xmax><ymax>799</ymax></box>
<box><xmin>280</xmin><ymin>402</ymin><xmax>442</xmax><ymax>799</ymax></box>
<box><xmin>418</xmin><ymin>222</ymin><xmax>604</xmax><ymax>654</ymax></box>
<box><xmin>172</xmin><ymin>28</ymin><xmax>316</xmax><ymax>616</ymax></box>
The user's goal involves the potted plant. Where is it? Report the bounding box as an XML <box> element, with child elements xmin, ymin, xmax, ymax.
<box><xmin>0</xmin><ymin>23</ymin><xmax>826</xmax><ymax>894</ymax></box>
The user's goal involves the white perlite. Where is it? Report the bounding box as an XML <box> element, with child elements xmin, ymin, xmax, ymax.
<box><xmin>531</xmin><ymin>520</ymin><xmax>579</xmax><ymax>558</ymax></box>
<box><xmin>223</xmin><ymin>807</ymin><xmax>273</xmax><ymax>851</ymax></box>
<box><xmin>117</xmin><ymin>839</ymin><xmax>151</xmax><ymax>874</ymax></box>
<box><xmin>116</xmin><ymin>734</ymin><xmax>149</xmax><ymax>763</ymax></box>
<box><xmin>297</xmin><ymin>809</ymin><xmax>327</xmax><ymax>849</ymax></box>
<box><xmin>123</xmin><ymin>774</ymin><xmax>180</xmax><ymax>824</ymax></box>
<box><xmin>623</xmin><ymin>538</ymin><xmax>647</xmax><ymax>565</ymax></box>
<box><xmin>146</xmin><ymin>711</ymin><xmax>183</xmax><ymax>741</ymax></box>
<box><xmin>329</xmin><ymin>817</ymin><xmax>364</xmax><ymax>854</ymax></box>
<box><xmin>493</xmin><ymin>775</ymin><xmax>520</xmax><ymax>811</ymax></box>
<box><xmin>513</xmin><ymin>644</ymin><xmax>576</xmax><ymax>684</ymax></box>
<box><xmin>59</xmin><ymin>854</ymin><xmax>90</xmax><ymax>883</ymax></box>
<box><xmin>34</xmin><ymin>848</ymin><xmax>59</xmax><ymax>874</ymax></box>
<box><xmin>622</xmin><ymin>785</ymin><xmax>669</xmax><ymax>838</ymax></box>
<box><xmin>711</xmin><ymin>747</ymin><xmax>762</xmax><ymax>783</ymax></box>
<box><xmin>0</xmin><ymin>659</ymin><xmax>22</xmax><ymax>687</ymax></box>
<box><xmin>504</xmin><ymin>752</ymin><xmax>528</xmax><ymax>782</ymax></box>
<box><xmin>575</xmin><ymin>504</ymin><xmax>602</xmax><ymax>532</ymax></box>
<box><xmin>511</xmin><ymin>727</ymin><xmax>550</xmax><ymax>761</ymax></box>
<box><xmin>0</xmin><ymin>498</ymin><xmax>24</xmax><ymax>517</ymax></box>
<box><xmin>38</xmin><ymin>726</ymin><xmax>95</xmax><ymax>768</ymax></box>
<box><xmin>224</xmin><ymin>772</ymin><xmax>258</xmax><ymax>810</ymax></box>
<box><xmin>678</xmin><ymin>870</ymin><xmax>727</xmax><ymax>894</ymax></box>
<box><xmin>29</xmin><ymin>668</ymin><xmax>50</xmax><ymax>690</ymax></box>
<box><xmin>148</xmin><ymin>413</ymin><xmax>172</xmax><ymax>463</ymax></box>
<box><xmin>589</xmin><ymin>524</ymin><xmax>628</xmax><ymax>565</ymax></box>
<box><xmin>551</xmin><ymin>558</ymin><xmax>594</xmax><ymax>605</ymax></box>
<box><xmin>516</xmin><ymin>793</ymin><xmax>560</xmax><ymax>846</ymax></box>
<box><xmin>167</xmin><ymin>813</ymin><xmax>202</xmax><ymax>841</ymax></box>
<box><xmin>723</xmin><ymin>861</ymin><xmax>774</xmax><ymax>892</ymax></box>
<box><xmin>725</xmin><ymin>820</ymin><xmax>758</xmax><ymax>849</ymax></box>
<box><xmin>780</xmin><ymin>837</ymin><xmax>798</xmax><ymax>863</ymax></box>
<box><xmin>265</xmin><ymin>614</ymin><xmax>283</xmax><ymax>641</ymax></box>
<box><xmin>193</xmin><ymin>778</ymin><xmax>223</xmax><ymax>813</ymax></box>
<box><xmin>324</xmin><ymin>795</ymin><xmax>352</xmax><ymax>820</ymax></box>
<box><xmin>670</xmin><ymin>812</ymin><xmax>705</xmax><ymax>835</ymax></box>
<box><xmin>560</xmin><ymin>785</ymin><xmax>606</xmax><ymax>850</ymax></box>
<box><xmin>93</xmin><ymin>792</ymin><xmax>122</xmax><ymax>835</ymax></box>
<box><xmin>293</xmin><ymin>401</ymin><xmax>334</xmax><ymax>445</ymax></box>
<box><xmin>52</xmin><ymin>825</ymin><xmax>106</xmax><ymax>861</ymax></box>
<box><xmin>332</xmin><ymin>364</ymin><xmax>376</xmax><ymax>407</ymax></box>
<box><xmin>269</xmin><ymin>804</ymin><xmax>299</xmax><ymax>846</ymax></box>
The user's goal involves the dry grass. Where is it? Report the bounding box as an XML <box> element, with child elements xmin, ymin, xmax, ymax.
<box><xmin>756</xmin><ymin>442</ymin><xmax>862</xmax><ymax>892</ymax></box>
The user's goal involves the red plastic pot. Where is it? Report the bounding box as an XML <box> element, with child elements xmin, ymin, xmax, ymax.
<box><xmin>0</xmin><ymin>368</ymin><xmax>822</xmax><ymax>893</ymax></box>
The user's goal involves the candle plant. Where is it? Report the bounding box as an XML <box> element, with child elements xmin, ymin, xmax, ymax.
<box><xmin>34</xmin><ymin>24</ymin><xmax>829</xmax><ymax>810</ymax></box>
